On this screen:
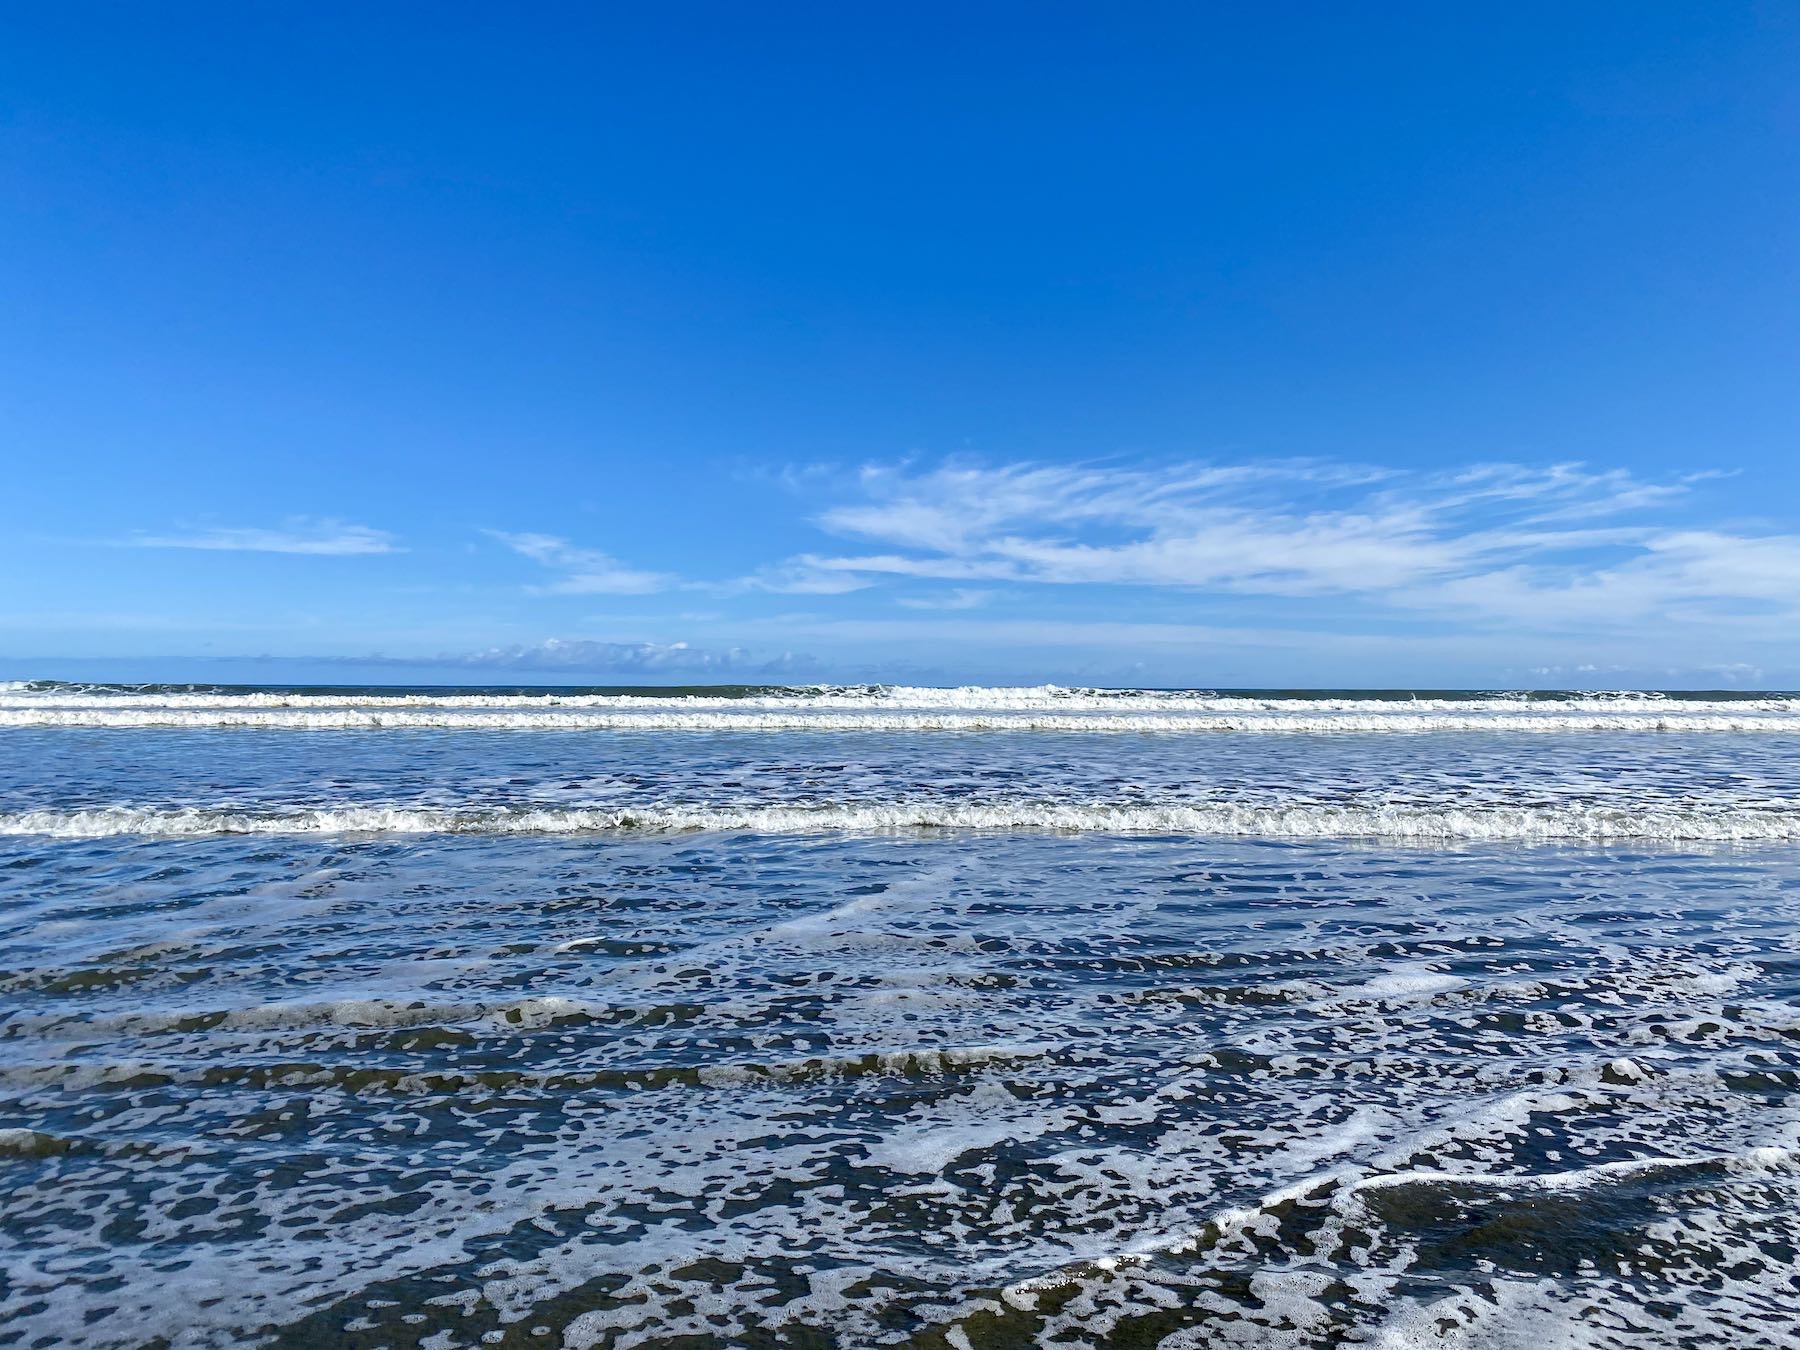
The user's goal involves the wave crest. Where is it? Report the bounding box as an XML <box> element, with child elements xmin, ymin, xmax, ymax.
<box><xmin>6</xmin><ymin>706</ymin><xmax>1800</xmax><ymax>733</ymax></box>
<box><xmin>4</xmin><ymin>682</ymin><xmax>1798</xmax><ymax>731</ymax></box>
<box><xmin>6</xmin><ymin>799</ymin><xmax>1799</xmax><ymax>841</ymax></box>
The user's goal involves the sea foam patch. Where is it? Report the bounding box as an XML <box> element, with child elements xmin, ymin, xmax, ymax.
<box><xmin>2</xmin><ymin>833</ymin><xmax>1797</xmax><ymax>1347</ymax></box>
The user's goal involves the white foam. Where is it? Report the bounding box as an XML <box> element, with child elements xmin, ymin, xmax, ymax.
<box><xmin>5</xmin><ymin>799</ymin><xmax>1798</xmax><ymax>841</ymax></box>
<box><xmin>7</xmin><ymin>828</ymin><xmax>1799</xmax><ymax>1349</ymax></box>
<box><xmin>2</xmin><ymin>684</ymin><xmax>1797</xmax><ymax>733</ymax></box>
<box><xmin>1343</xmin><ymin>1146</ymin><xmax>1797</xmax><ymax>1196</ymax></box>
<box><xmin>1330</xmin><ymin>970</ymin><xmax>1469</xmax><ymax>1002</ymax></box>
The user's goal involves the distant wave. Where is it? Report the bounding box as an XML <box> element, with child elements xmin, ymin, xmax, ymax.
<box><xmin>5</xmin><ymin>707</ymin><xmax>1799</xmax><ymax>733</ymax></box>
<box><xmin>7</xmin><ymin>683</ymin><xmax>1797</xmax><ymax>732</ymax></box>
<box><xmin>6</xmin><ymin>682</ymin><xmax>1798</xmax><ymax>710</ymax></box>
<box><xmin>7</xmin><ymin>799</ymin><xmax>1800</xmax><ymax>841</ymax></box>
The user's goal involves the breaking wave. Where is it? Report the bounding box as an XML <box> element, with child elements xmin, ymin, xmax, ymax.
<box><xmin>4</xmin><ymin>682</ymin><xmax>1797</xmax><ymax>732</ymax></box>
<box><xmin>7</xmin><ymin>799</ymin><xmax>1800</xmax><ymax>841</ymax></box>
<box><xmin>7</xmin><ymin>706</ymin><xmax>1800</xmax><ymax>733</ymax></box>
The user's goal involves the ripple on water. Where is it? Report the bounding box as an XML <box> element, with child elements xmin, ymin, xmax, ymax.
<box><xmin>1</xmin><ymin>832</ymin><xmax>1798</xmax><ymax>1346</ymax></box>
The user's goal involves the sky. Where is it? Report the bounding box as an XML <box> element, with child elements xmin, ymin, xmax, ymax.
<box><xmin>2</xmin><ymin>3</ymin><xmax>1797</xmax><ymax>688</ymax></box>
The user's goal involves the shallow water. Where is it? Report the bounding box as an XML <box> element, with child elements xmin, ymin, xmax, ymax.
<box><xmin>2</xmin><ymin>685</ymin><xmax>1798</xmax><ymax>1346</ymax></box>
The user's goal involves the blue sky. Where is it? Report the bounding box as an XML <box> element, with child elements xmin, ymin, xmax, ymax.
<box><xmin>2</xmin><ymin>3</ymin><xmax>1796</xmax><ymax>687</ymax></box>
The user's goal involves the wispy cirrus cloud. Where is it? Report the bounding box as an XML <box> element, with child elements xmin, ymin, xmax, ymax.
<box><xmin>128</xmin><ymin>518</ymin><xmax>400</xmax><ymax>555</ymax></box>
<box><xmin>724</xmin><ymin>561</ymin><xmax>875</xmax><ymax>595</ymax></box>
<box><xmin>477</xmin><ymin>457</ymin><xmax>1795</xmax><ymax>652</ymax></box>
<box><xmin>770</xmin><ymin>458</ymin><xmax>1792</xmax><ymax>629</ymax></box>
<box><xmin>1404</xmin><ymin>529</ymin><xmax>1800</xmax><ymax>626</ymax></box>
<box><xmin>896</xmin><ymin>588</ymin><xmax>997</xmax><ymax>610</ymax></box>
<box><xmin>490</xmin><ymin>532</ymin><xmax>876</xmax><ymax>597</ymax></box>
<box><xmin>487</xmin><ymin>531</ymin><xmax>677</xmax><ymax>595</ymax></box>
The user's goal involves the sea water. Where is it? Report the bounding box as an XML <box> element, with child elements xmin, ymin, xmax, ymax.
<box><xmin>1</xmin><ymin>683</ymin><xmax>1797</xmax><ymax>1346</ymax></box>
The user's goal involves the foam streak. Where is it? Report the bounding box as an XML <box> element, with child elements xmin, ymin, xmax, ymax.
<box><xmin>6</xmin><ymin>799</ymin><xmax>1799</xmax><ymax>840</ymax></box>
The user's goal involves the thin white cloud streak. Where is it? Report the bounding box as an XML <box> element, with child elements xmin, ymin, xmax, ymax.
<box><xmin>1403</xmin><ymin>531</ymin><xmax>1800</xmax><ymax>626</ymax></box>
<box><xmin>724</xmin><ymin>562</ymin><xmax>875</xmax><ymax>595</ymax></box>
<box><xmin>487</xmin><ymin>531</ymin><xmax>676</xmax><ymax>595</ymax></box>
<box><xmin>497</xmin><ymin>535</ymin><xmax>877</xmax><ymax>597</ymax></box>
<box><xmin>454</xmin><ymin>637</ymin><xmax>752</xmax><ymax>673</ymax></box>
<box><xmin>896</xmin><ymin>588</ymin><xmax>996</xmax><ymax>610</ymax></box>
<box><xmin>128</xmin><ymin>519</ymin><xmax>400</xmax><ymax>555</ymax></box>
<box><xmin>818</xmin><ymin>459</ymin><xmax>1389</xmax><ymax>552</ymax></box>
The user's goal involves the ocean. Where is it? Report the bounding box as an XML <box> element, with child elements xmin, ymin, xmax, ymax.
<box><xmin>2</xmin><ymin>682</ymin><xmax>1798</xmax><ymax>1347</ymax></box>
